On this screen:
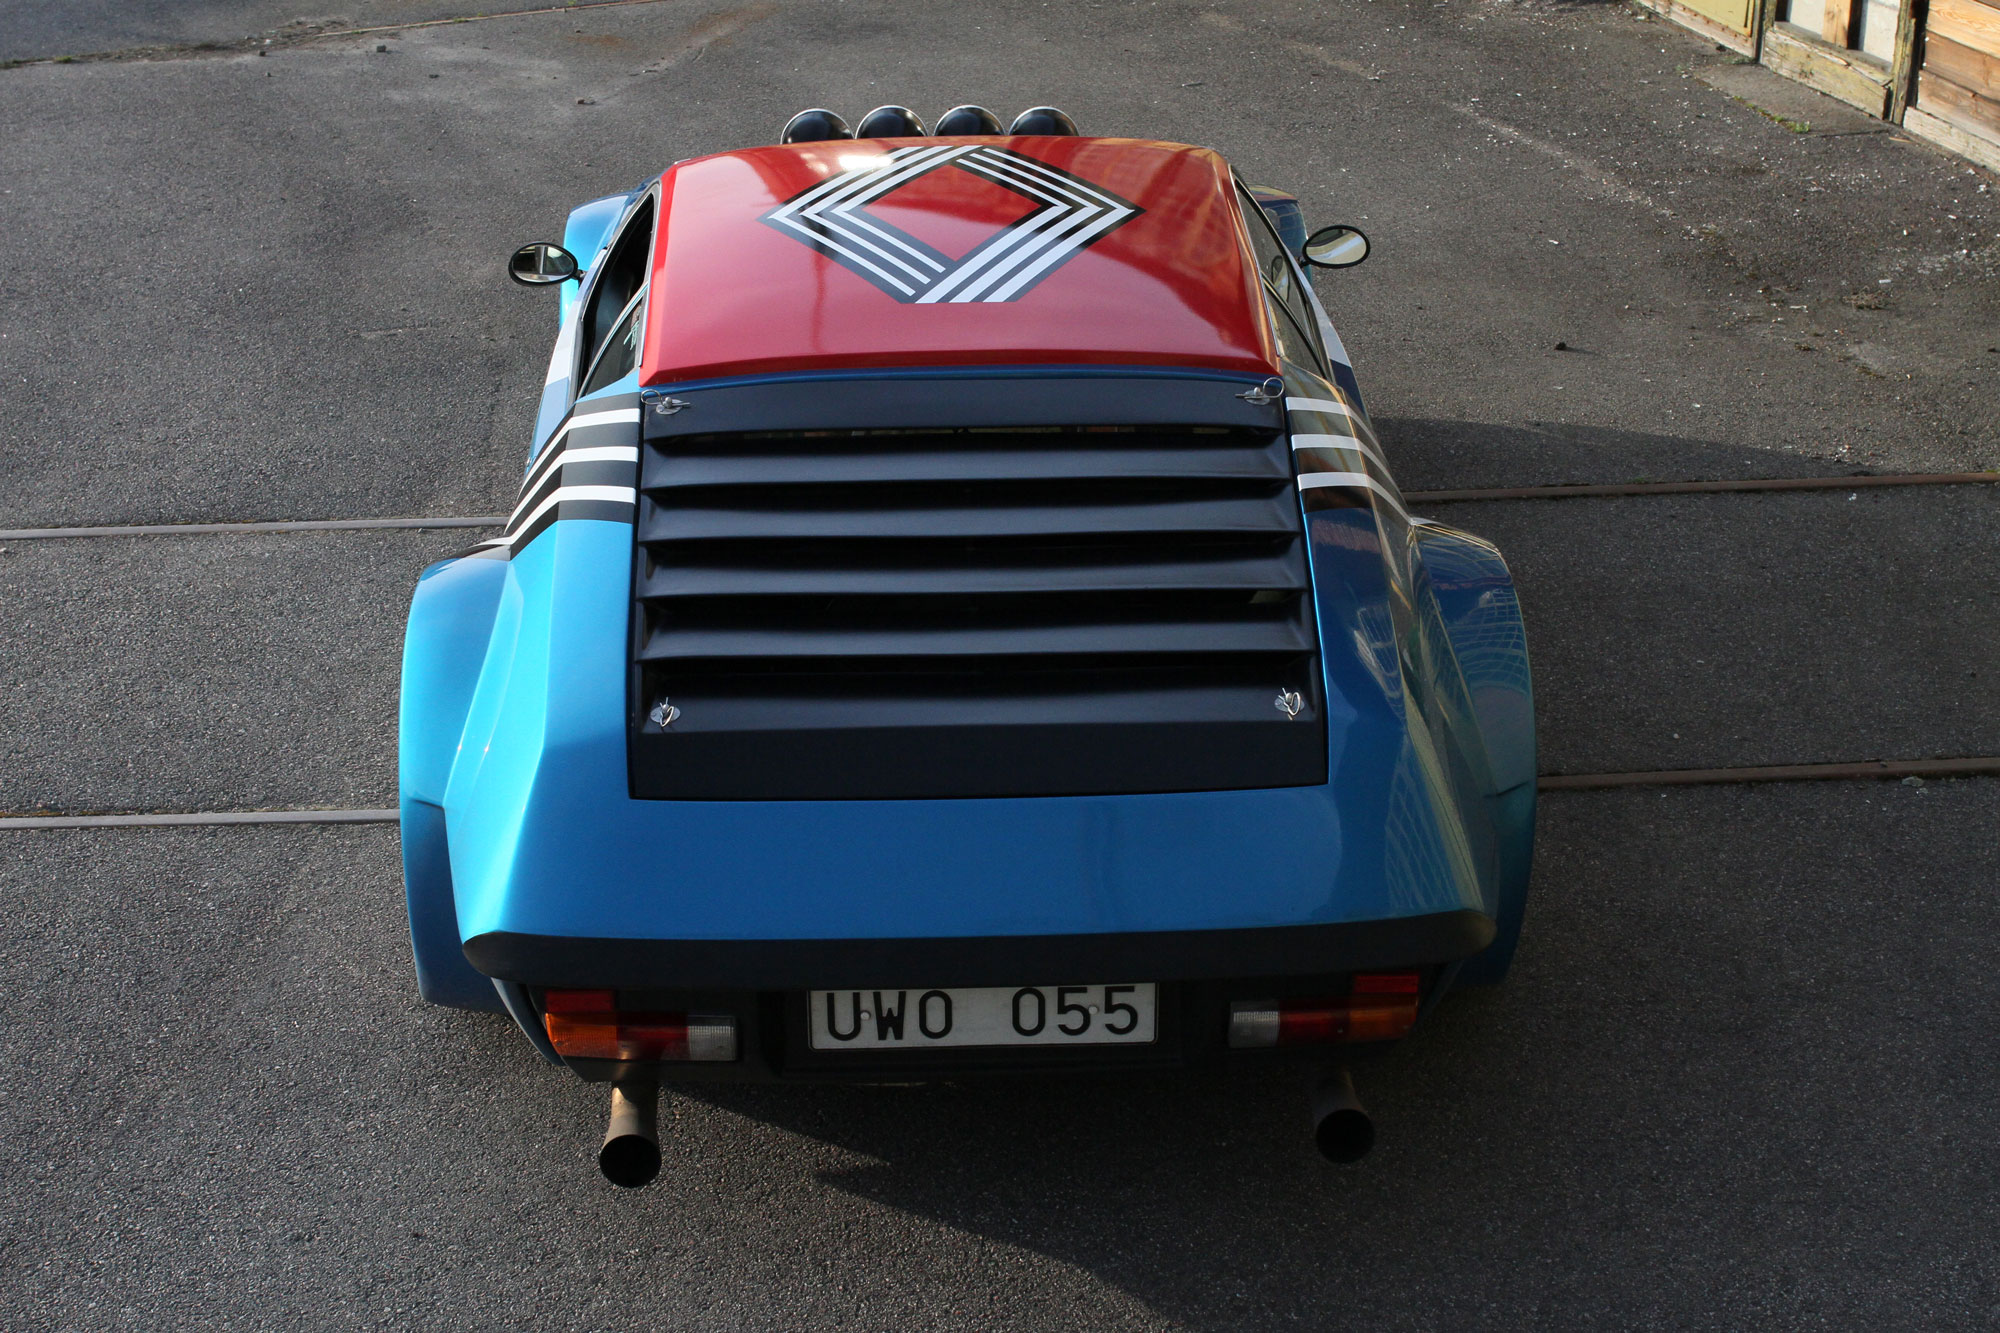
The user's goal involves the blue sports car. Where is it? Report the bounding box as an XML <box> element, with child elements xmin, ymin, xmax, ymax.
<box><xmin>399</xmin><ymin>105</ymin><xmax>1535</xmax><ymax>1185</ymax></box>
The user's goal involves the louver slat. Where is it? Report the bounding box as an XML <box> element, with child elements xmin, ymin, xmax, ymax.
<box><xmin>636</xmin><ymin>493</ymin><xmax>1298</xmax><ymax>543</ymax></box>
<box><xmin>642</xmin><ymin>441</ymin><xmax>1294</xmax><ymax>488</ymax></box>
<box><xmin>638</xmin><ymin>616</ymin><xmax>1316</xmax><ymax>664</ymax></box>
<box><xmin>633</xmin><ymin>547</ymin><xmax>1309</xmax><ymax>599</ymax></box>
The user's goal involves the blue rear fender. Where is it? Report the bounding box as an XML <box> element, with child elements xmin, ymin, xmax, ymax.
<box><xmin>1411</xmin><ymin>523</ymin><xmax>1536</xmax><ymax>983</ymax></box>
<box><xmin>399</xmin><ymin>552</ymin><xmax>513</xmax><ymax>1011</ymax></box>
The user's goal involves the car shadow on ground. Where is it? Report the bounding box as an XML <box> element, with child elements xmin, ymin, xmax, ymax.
<box><xmin>668</xmin><ymin>781</ymin><xmax>1999</xmax><ymax>1328</ymax></box>
<box><xmin>1373</xmin><ymin>416</ymin><xmax>1870</xmax><ymax>493</ymax></box>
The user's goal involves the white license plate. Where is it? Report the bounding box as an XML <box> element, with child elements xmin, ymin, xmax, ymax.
<box><xmin>808</xmin><ymin>984</ymin><xmax>1157</xmax><ymax>1051</ymax></box>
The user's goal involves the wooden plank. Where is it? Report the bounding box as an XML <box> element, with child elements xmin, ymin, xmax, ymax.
<box><xmin>1679</xmin><ymin>0</ymin><xmax>1757</xmax><ymax>29</ymax></box>
<box><xmin>1903</xmin><ymin>103</ymin><xmax>2000</xmax><ymax>169</ymax></box>
<box><xmin>1639</xmin><ymin>0</ymin><xmax>1759</xmax><ymax>50</ymax></box>
<box><xmin>1925</xmin><ymin>32</ymin><xmax>2000</xmax><ymax>93</ymax></box>
<box><xmin>1890</xmin><ymin>0</ymin><xmax>1926</xmax><ymax>121</ymax></box>
<box><xmin>1918</xmin><ymin>67</ymin><xmax>2000</xmax><ymax>133</ymax></box>
<box><xmin>1764</xmin><ymin>23</ymin><xmax>1894</xmax><ymax>111</ymax></box>
<box><xmin>1824</xmin><ymin>0</ymin><xmax>1856</xmax><ymax>45</ymax></box>
<box><xmin>1929</xmin><ymin>0</ymin><xmax>2000</xmax><ymax>56</ymax></box>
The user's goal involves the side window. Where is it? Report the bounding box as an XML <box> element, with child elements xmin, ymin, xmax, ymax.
<box><xmin>579</xmin><ymin>290</ymin><xmax>646</xmax><ymax>396</ymax></box>
<box><xmin>1238</xmin><ymin>186</ymin><xmax>1323</xmax><ymax>366</ymax></box>
<box><xmin>1262</xmin><ymin>288</ymin><xmax>1318</xmax><ymax>368</ymax></box>
<box><xmin>577</xmin><ymin>196</ymin><xmax>655</xmax><ymax>387</ymax></box>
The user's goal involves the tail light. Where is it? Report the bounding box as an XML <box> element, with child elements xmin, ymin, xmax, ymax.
<box><xmin>1227</xmin><ymin>972</ymin><xmax>1423</xmax><ymax>1048</ymax></box>
<box><xmin>542</xmin><ymin>989</ymin><xmax>738</xmax><ymax>1062</ymax></box>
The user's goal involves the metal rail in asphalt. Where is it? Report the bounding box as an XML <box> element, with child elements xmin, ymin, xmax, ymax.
<box><xmin>1536</xmin><ymin>756</ymin><xmax>2000</xmax><ymax>790</ymax></box>
<box><xmin>1</xmin><ymin>471</ymin><xmax>1992</xmax><ymax>542</ymax></box>
<box><xmin>5</xmin><ymin>758</ymin><xmax>1995</xmax><ymax>828</ymax></box>
<box><xmin>0</xmin><ymin>809</ymin><xmax>402</xmax><ymax>829</ymax></box>
<box><xmin>0</xmin><ymin>516</ymin><xmax>503</xmax><ymax>540</ymax></box>
<box><xmin>1409</xmin><ymin>472</ymin><xmax>2000</xmax><ymax>503</ymax></box>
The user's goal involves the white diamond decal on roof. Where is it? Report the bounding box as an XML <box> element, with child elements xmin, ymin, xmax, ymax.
<box><xmin>761</xmin><ymin>145</ymin><xmax>1145</xmax><ymax>304</ymax></box>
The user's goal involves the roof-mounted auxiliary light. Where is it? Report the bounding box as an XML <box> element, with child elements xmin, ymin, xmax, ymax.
<box><xmin>780</xmin><ymin>108</ymin><xmax>852</xmax><ymax>143</ymax></box>
<box><xmin>1008</xmin><ymin>106</ymin><xmax>1079</xmax><ymax>135</ymax></box>
<box><xmin>855</xmin><ymin>105</ymin><xmax>926</xmax><ymax>137</ymax></box>
<box><xmin>935</xmin><ymin>104</ymin><xmax>1004</xmax><ymax>135</ymax></box>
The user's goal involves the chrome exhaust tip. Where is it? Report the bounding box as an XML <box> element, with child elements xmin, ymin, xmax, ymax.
<box><xmin>598</xmin><ymin>1079</ymin><xmax>661</xmax><ymax>1188</ymax></box>
<box><xmin>1311</xmin><ymin>1067</ymin><xmax>1375</xmax><ymax>1163</ymax></box>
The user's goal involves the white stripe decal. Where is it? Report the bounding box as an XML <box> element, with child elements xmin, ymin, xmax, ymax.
<box><xmin>504</xmin><ymin>485</ymin><xmax>637</xmax><ymax>543</ymax></box>
<box><xmin>1285</xmin><ymin>397</ymin><xmax>1360</xmax><ymax>420</ymax></box>
<box><xmin>961</xmin><ymin>150</ymin><xmax>1089</xmax><ymax>206</ymax></box>
<box><xmin>1290</xmin><ymin>431</ymin><xmax>1389</xmax><ymax>471</ymax></box>
<box><xmin>935</xmin><ymin>205</ymin><xmax>1100</xmax><ymax>302</ymax></box>
<box><xmin>806</xmin><ymin>153</ymin><xmax>975</xmax><ymax>279</ymax></box>
<box><xmin>768</xmin><ymin>145</ymin><xmax>948</xmax><ymax>219</ymax></box>
<box><xmin>542</xmin><ymin>317</ymin><xmax>578</xmax><ymax>389</ymax></box>
<box><xmin>921</xmin><ymin>192</ymin><xmax>1107</xmax><ymax>303</ymax></box>
<box><xmin>521</xmin><ymin>407</ymin><xmax>641</xmax><ymax>496</ymax></box>
<box><xmin>984</xmin><ymin>207</ymin><xmax>1130</xmax><ymax>301</ymax></box>
<box><xmin>767</xmin><ymin>216</ymin><xmax>919</xmax><ymax>295</ymax></box>
<box><xmin>811</xmin><ymin>209</ymin><xmax>939</xmax><ymax>282</ymax></box>
<box><xmin>827</xmin><ymin>206</ymin><xmax>948</xmax><ymax>275</ymax></box>
<box><xmin>772</xmin><ymin>146</ymin><xmax>962</xmax><ymax>225</ymax></box>
<box><xmin>552</xmin><ymin>407</ymin><xmax>641</xmax><ymax>439</ymax></box>
<box><xmin>980</xmin><ymin>150</ymin><xmax>1111</xmax><ymax>206</ymax></box>
<box><xmin>554</xmin><ymin>444</ymin><xmax>639</xmax><ymax>467</ymax></box>
<box><xmin>930</xmin><ymin>150</ymin><xmax>1133</xmax><ymax>302</ymax></box>
<box><xmin>509</xmin><ymin>457</ymin><xmax>635</xmax><ymax>526</ymax></box>
<box><xmin>1296</xmin><ymin>471</ymin><xmax>1411</xmax><ymax>521</ymax></box>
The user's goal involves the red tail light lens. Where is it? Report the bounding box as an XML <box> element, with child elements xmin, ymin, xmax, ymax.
<box><xmin>1228</xmin><ymin>972</ymin><xmax>1423</xmax><ymax>1047</ymax></box>
<box><xmin>541</xmin><ymin>990</ymin><xmax>737</xmax><ymax>1062</ymax></box>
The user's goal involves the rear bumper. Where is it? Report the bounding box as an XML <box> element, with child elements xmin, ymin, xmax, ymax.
<box><xmin>464</xmin><ymin>908</ymin><xmax>1494</xmax><ymax>992</ymax></box>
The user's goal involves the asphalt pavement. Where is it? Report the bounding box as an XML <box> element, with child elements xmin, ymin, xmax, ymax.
<box><xmin>2</xmin><ymin>1</ymin><xmax>1997</xmax><ymax>1329</ymax></box>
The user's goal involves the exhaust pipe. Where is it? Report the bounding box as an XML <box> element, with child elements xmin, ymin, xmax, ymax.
<box><xmin>1310</xmin><ymin>1067</ymin><xmax>1375</xmax><ymax>1163</ymax></box>
<box><xmin>598</xmin><ymin>1078</ymin><xmax>661</xmax><ymax>1188</ymax></box>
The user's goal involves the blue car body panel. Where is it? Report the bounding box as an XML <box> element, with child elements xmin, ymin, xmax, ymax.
<box><xmin>556</xmin><ymin>190</ymin><xmax>637</xmax><ymax>325</ymax></box>
<box><xmin>403</xmin><ymin>378</ymin><xmax>1531</xmax><ymax>1000</ymax></box>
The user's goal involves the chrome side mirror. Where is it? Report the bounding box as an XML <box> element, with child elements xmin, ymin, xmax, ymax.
<box><xmin>1301</xmin><ymin>225</ymin><xmax>1369</xmax><ymax>269</ymax></box>
<box><xmin>508</xmin><ymin>241</ymin><xmax>580</xmax><ymax>286</ymax></box>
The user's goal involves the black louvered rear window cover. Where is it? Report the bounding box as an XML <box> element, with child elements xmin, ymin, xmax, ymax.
<box><xmin>628</xmin><ymin>376</ymin><xmax>1326</xmax><ymax>800</ymax></box>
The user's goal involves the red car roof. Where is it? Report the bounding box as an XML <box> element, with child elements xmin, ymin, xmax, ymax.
<box><xmin>638</xmin><ymin>138</ymin><xmax>1278</xmax><ymax>385</ymax></box>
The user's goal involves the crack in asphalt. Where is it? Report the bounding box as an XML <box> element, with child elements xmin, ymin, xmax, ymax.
<box><xmin>0</xmin><ymin>0</ymin><xmax>678</xmax><ymax>70</ymax></box>
<box><xmin>7</xmin><ymin>758</ymin><xmax>1998</xmax><ymax>826</ymax></box>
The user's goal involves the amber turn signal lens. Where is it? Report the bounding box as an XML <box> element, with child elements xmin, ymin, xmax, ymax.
<box><xmin>540</xmin><ymin>990</ymin><xmax>738</xmax><ymax>1063</ymax></box>
<box><xmin>1227</xmin><ymin>972</ymin><xmax>1423</xmax><ymax>1047</ymax></box>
